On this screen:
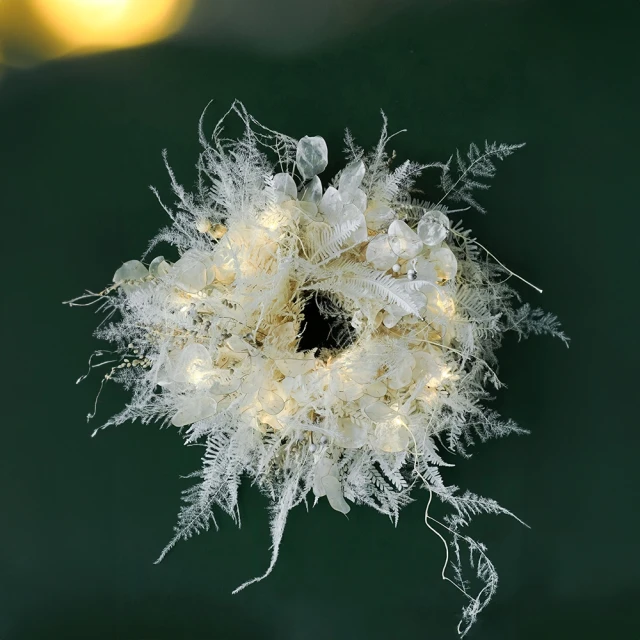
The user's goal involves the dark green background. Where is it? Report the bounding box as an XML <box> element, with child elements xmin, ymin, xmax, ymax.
<box><xmin>1</xmin><ymin>1</ymin><xmax>638</xmax><ymax>638</ymax></box>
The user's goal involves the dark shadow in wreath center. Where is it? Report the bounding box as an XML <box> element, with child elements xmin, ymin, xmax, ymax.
<box><xmin>297</xmin><ymin>294</ymin><xmax>357</xmax><ymax>355</ymax></box>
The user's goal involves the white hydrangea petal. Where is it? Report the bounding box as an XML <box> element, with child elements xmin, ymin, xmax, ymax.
<box><xmin>225</xmin><ymin>335</ymin><xmax>253</xmax><ymax>353</ymax></box>
<box><xmin>364</xmin><ymin>401</ymin><xmax>398</xmax><ymax>423</ymax></box>
<box><xmin>289</xmin><ymin>200</ymin><xmax>320</xmax><ymax>223</ymax></box>
<box><xmin>417</xmin><ymin>210</ymin><xmax>450</xmax><ymax>246</ymax></box>
<box><xmin>171</xmin><ymin>395</ymin><xmax>218</xmax><ymax>427</ymax></box>
<box><xmin>173</xmin><ymin>251</ymin><xmax>208</xmax><ymax>292</ymax></box>
<box><xmin>259</xmin><ymin>413</ymin><xmax>283</xmax><ymax>431</ymax></box>
<box><xmin>343</xmin><ymin>203</ymin><xmax>362</xmax><ymax>222</ymax></box>
<box><xmin>174</xmin><ymin>343</ymin><xmax>214</xmax><ymax>386</ymax></box>
<box><xmin>299</xmin><ymin>176</ymin><xmax>322</xmax><ymax>206</ymax></box>
<box><xmin>412</xmin><ymin>256</ymin><xmax>438</xmax><ymax>284</ymax></box>
<box><xmin>344</xmin><ymin>361</ymin><xmax>378</xmax><ymax>385</ymax></box>
<box><xmin>364</xmin><ymin>380</ymin><xmax>387</xmax><ymax>398</ymax></box>
<box><xmin>296</xmin><ymin>135</ymin><xmax>328</xmax><ymax>180</ymax></box>
<box><xmin>210</xmin><ymin>241</ymin><xmax>236</xmax><ymax>284</ymax></box>
<box><xmin>313</xmin><ymin>455</ymin><xmax>335</xmax><ymax>497</ymax></box>
<box><xmin>258</xmin><ymin>388</ymin><xmax>285</xmax><ymax>415</ymax></box>
<box><xmin>425</xmin><ymin>288</ymin><xmax>456</xmax><ymax>321</ymax></box>
<box><xmin>387</xmin><ymin>357</ymin><xmax>415</xmax><ymax>390</ymax></box>
<box><xmin>338</xmin><ymin>160</ymin><xmax>365</xmax><ymax>203</ymax></box>
<box><xmin>240</xmin><ymin>376</ymin><xmax>261</xmax><ymax>397</ymax></box>
<box><xmin>412</xmin><ymin>351</ymin><xmax>444</xmax><ymax>386</ymax></box>
<box><xmin>336</xmin><ymin>378</ymin><xmax>363</xmax><ymax>402</ymax></box>
<box><xmin>365</xmin><ymin>234</ymin><xmax>397</xmax><ymax>270</ymax></box>
<box><xmin>113</xmin><ymin>260</ymin><xmax>148</xmax><ymax>283</ymax></box>
<box><xmin>209</xmin><ymin>376</ymin><xmax>242</xmax><ymax>395</ymax></box>
<box><xmin>276</xmin><ymin>356</ymin><xmax>316</xmax><ymax>377</ymax></box>
<box><xmin>322</xmin><ymin>475</ymin><xmax>351</xmax><ymax>514</ymax></box>
<box><xmin>319</xmin><ymin>186</ymin><xmax>343</xmax><ymax>221</ymax></box>
<box><xmin>350</xmin><ymin>216</ymin><xmax>368</xmax><ymax>245</ymax></box>
<box><xmin>388</xmin><ymin>220</ymin><xmax>423</xmax><ymax>260</ymax></box>
<box><xmin>335</xmin><ymin>417</ymin><xmax>367</xmax><ymax>449</ymax></box>
<box><xmin>149</xmin><ymin>256</ymin><xmax>170</xmax><ymax>277</ymax></box>
<box><xmin>351</xmin><ymin>188</ymin><xmax>367</xmax><ymax>212</ymax></box>
<box><xmin>273</xmin><ymin>172</ymin><xmax>297</xmax><ymax>202</ymax></box>
<box><xmin>372</xmin><ymin>420</ymin><xmax>410</xmax><ymax>453</ymax></box>
<box><xmin>382</xmin><ymin>309</ymin><xmax>402</xmax><ymax>328</ymax></box>
<box><xmin>343</xmin><ymin>205</ymin><xmax>368</xmax><ymax>245</ymax></box>
<box><xmin>365</xmin><ymin>204</ymin><xmax>395</xmax><ymax>231</ymax></box>
<box><xmin>430</xmin><ymin>246</ymin><xmax>458</xmax><ymax>281</ymax></box>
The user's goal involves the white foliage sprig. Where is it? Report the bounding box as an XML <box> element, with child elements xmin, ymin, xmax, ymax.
<box><xmin>439</xmin><ymin>141</ymin><xmax>526</xmax><ymax>213</ymax></box>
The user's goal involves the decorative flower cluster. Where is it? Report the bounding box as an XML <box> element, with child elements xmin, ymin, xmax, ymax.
<box><xmin>70</xmin><ymin>102</ymin><xmax>566</xmax><ymax>636</ymax></box>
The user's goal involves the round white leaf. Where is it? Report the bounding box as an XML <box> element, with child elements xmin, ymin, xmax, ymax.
<box><xmin>417</xmin><ymin>210</ymin><xmax>450</xmax><ymax>246</ymax></box>
<box><xmin>322</xmin><ymin>475</ymin><xmax>351</xmax><ymax>514</ymax></box>
<box><xmin>430</xmin><ymin>246</ymin><xmax>458</xmax><ymax>281</ymax></box>
<box><xmin>319</xmin><ymin>186</ymin><xmax>343</xmax><ymax>221</ymax></box>
<box><xmin>171</xmin><ymin>395</ymin><xmax>218</xmax><ymax>427</ymax></box>
<box><xmin>113</xmin><ymin>260</ymin><xmax>148</xmax><ymax>283</ymax></box>
<box><xmin>388</xmin><ymin>219</ymin><xmax>423</xmax><ymax>260</ymax></box>
<box><xmin>338</xmin><ymin>160</ymin><xmax>365</xmax><ymax>203</ymax></box>
<box><xmin>258</xmin><ymin>388</ymin><xmax>285</xmax><ymax>415</ymax></box>
<box><xmin>365</xmin><ymin>234</ymin><xmax>397</xmax><ymax>270</ymax></box>
<box><xmin>296</xmin><ymin>136</ymin><xmax>328</xmax><ymax>179</ymax></box>
<box><xmin>365</xmin><ymin>204</ymin><xmax>395</xmax><ymax>231</ymax></box>
<box><xmin>299</xmin><ymin>176</ymin><xmax>322</xmax><ymax>205</ymax></box>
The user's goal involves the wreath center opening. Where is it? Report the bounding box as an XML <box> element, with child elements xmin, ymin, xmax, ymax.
<box><xmin>297</xmin><ymin>294</ymin><xmax>357</xmax><ymax>354</ymax></box>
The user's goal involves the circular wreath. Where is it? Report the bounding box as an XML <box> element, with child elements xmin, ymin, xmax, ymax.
<box><xmin>70</xmin><ymin>101</ymin><xmax>566</xmax><ymax>636</ymax></box>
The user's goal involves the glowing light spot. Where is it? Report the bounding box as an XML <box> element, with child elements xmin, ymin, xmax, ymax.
<box><xmin>29</xmin><ymin>0</ymin><xmax>192</xmax><ymax>54</ymax></box>
<box><xmin>185</xmin><ymin>359</ymin><xmax>211</xmax><ymax>386</ymax></box>
<box><xmin>259</xmin><ymin>207</ymin><xmax>287</xmax><ymax>231</ymax></box>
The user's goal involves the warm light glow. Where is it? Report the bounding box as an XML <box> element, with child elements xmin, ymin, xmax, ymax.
<box><xmin>185</xmin><ymin>360</ymin><xmax>211</xmax><ymax>386</ymax></box>
<box><xmin>421</xmin><ymin>387</ymin><xmax>438</xmax><ymax>404</ymax></box>
<box><xmin>435</xmin><ymin>294</ymin><xmax>455</xmax><ymax>317</ymax></box>
<box><xmin>259</xmin><ymin>207</ymin><xmax>287</xmax><ymax>231</ymax></box>
<box><xmin>28</xmin><ymin>0</ymin><xmax>192</xmax><ymax>53</ymax></box>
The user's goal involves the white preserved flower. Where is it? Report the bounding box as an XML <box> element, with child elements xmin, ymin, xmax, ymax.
<box><xmin>173</xmin><ymin>250</ymin><xmax>209</xmax><ymax>292</ymax></box>
<box><xmin>365</xmin><ymin>234</ymin><xmax>397</xmax><ymax>270</ymax></box>
<box><xmin>338</xmin><ymin>160</ymin><xmax>365</xmax><ymax>203</ymax></box>
<box><xmin>171</xmin><ymin>395</ymin><xmax>218</xmax><ymax>427</ymax></box>
<box><xmin>430</xmin><ymin>245</ymin><xmax>458</xmax><ymax>281</ymax></box>
<box><xmin>272</xmin><ymin>172</ymin><xmax>297</xmax><ymax>203</ymax></box>
<box><xmin>321</xmin><ymin>475</ymin><xmax>350</xmax><ymax>514</ymax></box>
<box><xmin>388</xmin><ymin>219</ymin><xmax>423</xmax><ymax>259</ymax></box>
<box><xmin>299</xmin><ymin>175</ymin><xmax>322</xmax><ymax>205</ymax></box>
<box><xmin>296</xmin><ymin>135</ymin><xmax>328</xmax><ymax>179</ymax></box>
<box><xmin>149</xmin><ymin>255</ymin><xmax>170</xmax><ymax>277</ymax></box>
<box><xmin>364</xmin><ymin>203</ymin><xmax>395</xmax><ymax>231</ymax></box>
<box><xmin>318</xmin><ymin>186</ymin><xmax>343</xmax><ymax>221</ymax></box>
<box><xmin>417</xmin><ymin>209</ymin><xmax>450</xmax><ymax>246</ymax></box>
<box><xmin>350</xmin><ymin>188</ymin><xmax>367</xmax><ymax>212</ymax></box>
<box><xmin>371</xmin><ymin>418</ymin><xmax>410</xmax><ymax>453</ymax></box>
<box><xmin>411</xmin><ymin>255</ymin><xmax>438</xmax><ymax>284</ymax></box>
<box><xmin>113</xmin><ymin>260</ymin><xmax>148</xmax><ymax>283</ymax></box>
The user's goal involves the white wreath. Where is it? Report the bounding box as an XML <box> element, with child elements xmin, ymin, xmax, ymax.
<box><xmin>70</xmin><ymin>101</ymin><xmax>567</xmax><ymax>637</ymax></box>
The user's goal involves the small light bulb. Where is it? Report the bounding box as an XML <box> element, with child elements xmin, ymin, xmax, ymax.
<box><xmin>407</xmin><ymin>269</ymin><xmax>417</xmax><ymax>280</ymax></box>
<box><xmin>392</xmin><ymin>263</ymin><xmax>401</xmax><ymax>273</ymax></box>
<box><xmin>210</xmin><ymin>223</ymin><xmax>228</xmax><ymax>239</ymax></box>
<box><xmin>196</xmin><ymin>218</ymin><xmax>211</xmax><ymax>233</ymax></box>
